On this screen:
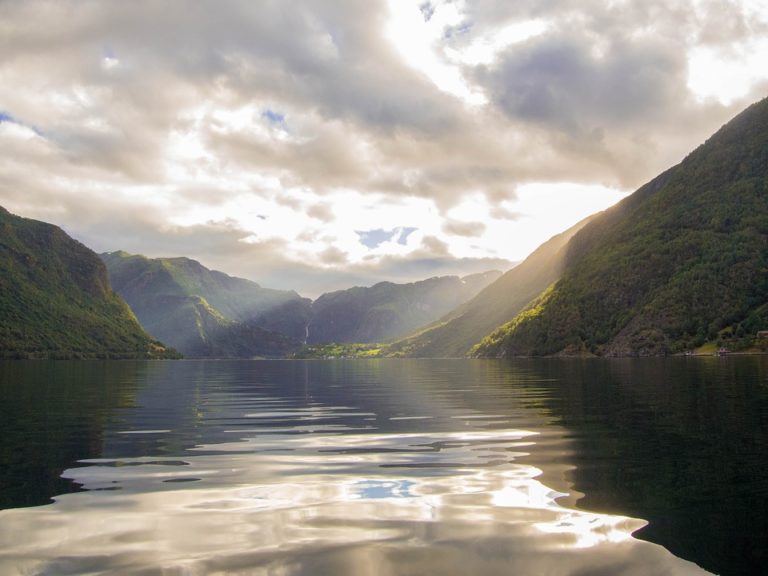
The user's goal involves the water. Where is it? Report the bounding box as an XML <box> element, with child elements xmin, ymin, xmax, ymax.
<box><xmin>0</xmin><ymin>358</ymin><xmax>766</xmax><ymax>575</ymax></box>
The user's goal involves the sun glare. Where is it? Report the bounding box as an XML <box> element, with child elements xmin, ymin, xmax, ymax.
<box><xmin>446</xmin><ymin>19</ymin><xmax>550</xmax><ymax>66</ymax></box>
<box><xmin>437</xmin><ymin>184</ymin><xmax>628</xmax><ymax>262</ymax></box>
<box><xmin>385</xmin><ymin>0</ymin><xmax>486</xmax><ymax>106</ymax></box>
<box><xmin>687</xmin><ymin>0</ymin><xmax>768</xmax><ymax>104</ymax></box>
<box><xmin>688</xmin><ymin>40</ymin><xmax>768</xmax><ymax>105</ymax></box>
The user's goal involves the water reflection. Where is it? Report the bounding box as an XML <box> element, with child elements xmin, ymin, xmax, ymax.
<box><xmin>0</xmin><ymin>361</ymin><xmax>147</xmax><ymax>508</ymax></box>
<box><xmin>0</xmin><ymin>359</ymin><xmax>712</xmax><ymax>575</ymax></box>
<box><xmin>1</xmin><ymin>431</ymin><xmax>706</xmax><ymax>575</ymax></box>
<box><xmin>531</xmin><ymin>356</ymin><xmax>768</xmax><ymax>576</ymax></box>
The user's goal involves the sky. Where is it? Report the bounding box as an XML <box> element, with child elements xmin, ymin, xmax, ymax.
<box><xmin>1</xmin><ymin>0</ymin><xmax>767</xmax><ymax>298</ymax></box>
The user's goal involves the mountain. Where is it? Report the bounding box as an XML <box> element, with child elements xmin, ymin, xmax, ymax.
<box><xmin>475</xmin><ymin>96</ymin><xmax>768</xmax><ymax>357</ymax></box>
<box><xmin>102</xmin><ymin>251</ymin><xmax>311</xmax><ymax>357</ymax></box>
<box><xmin>307</xmin><ymin>271</ymin><xmax>502</xmax><ymax>344</ymax></box>
<box><xmin>0</xmin><ymin>207</ymin><xmax>177</xmax><ymax>359</ymax></box>
<box><xmin>103</xmin><ymin>251</ymin><xmax>503</xmax><ymax>355</ymax></box>
<box><xmin>386</xmin><ymin>217</ymin><xmax>594</xmax><ymax>357</ymax></box>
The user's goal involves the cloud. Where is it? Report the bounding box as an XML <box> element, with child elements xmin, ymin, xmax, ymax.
<box><xmin>306</xmin><ymin>203</ymin><xmax>334</xmax><ymax>222</ymax></box>
<box><xmin>457</xmin><ymin>0</ymin><xmax>768</xmax><ymax>187</ymax></box>
<box><xmin>36</xmin><ymin>201</ymin><xmax>509</xmax><ymax>298</ymax></box>
<box><xmin>1</xmin><ymin>0</ymin><xmax>767</xmax><ymax>298</ymax></box>
<box><xmin>490</xmin><ymin>204</ymin><xmax>522</xmax><ymax>220</ymax></box>
<box><xmin>318</xmin><ymin>245</ymin><xmax>348</xmax><ymax>265</ymax></box>
<box><xmin>443</xmin><ymin>219</ymin><xmax>486</xmax><ymax>237</ymax></box>
<box><xmin>420</xmin><ymin>235</ymin><xmax>451</xmax><ymax>257</ymax></box>
<box><xmin>482</xmin><ymin>34</ymin><xmax>683</xmax><ymax>133</ymax></box>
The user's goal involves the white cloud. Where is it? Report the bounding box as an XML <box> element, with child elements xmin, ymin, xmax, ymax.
<box><xmin>688</xmin><ymin>40</ymin><xmax>768</xmax><ymax>104</ymax></box>
<box><xmin>0</xmin><ymin>0</ymin><xmax>765</xmax><ymax>295</ymax></box>
<box><xmin>447</xmin><ymin>19</ymin><xmax>551</xmax><ymax>66</ymax></box>
<box><xmin>386</xmin><ymin>0</ymin><xmax>487</xmax><ymax>106</ymax></box>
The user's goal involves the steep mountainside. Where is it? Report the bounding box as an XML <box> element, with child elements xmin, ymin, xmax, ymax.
<box><xmin>0</xmin><ymin>207</ymin><xmax>176</xmax><ymax>359</ymax></box>
<box><xmin>475</xmin><ymin>96</ymin><xmax>768</xmax><ymax>357</ymax></box>
<box><xmin>307</xmin><ymin>271</ymin><xmax>502</xmax><ymax>344</ymax></box>
<box><xmin>102</xmin><ymin>251</ymin><xmax>310</xmax><ymax>357</ymax></box>
<box><xmin>386</xmin><ymin>217</ymin><xmax>594</xmax><ymax>357</ymax></box>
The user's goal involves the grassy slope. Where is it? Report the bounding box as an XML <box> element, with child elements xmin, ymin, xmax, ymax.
<box><xmin>0</xmin><ymin>208</ymin><xmax>176</xmax><ymax>359</ymax></box>
<box><xmin>475</xmin><ymin>96</ymin><xmax>768</xmax><ymax>357</ymax></box>
<box><xmin>386</xmin><ymin>216</ymin><xmax>594</xmax><ymax>357</ymax></box>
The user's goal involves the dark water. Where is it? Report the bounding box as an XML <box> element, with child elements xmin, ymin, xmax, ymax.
<box><xmin>0</xmin><ymin>358</ymin><xmax>766</xmax><ymax>575</ymax></box>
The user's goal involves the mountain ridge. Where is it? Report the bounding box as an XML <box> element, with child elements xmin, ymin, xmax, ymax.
<box><xmin>385</xmin><ymin>215</ymin><xmax>596</xmax><ymax>357</ymax></box>
<box><xmin>103</xmin><ymin>251</ymin><xmax>501</xmax><ymax>356</ymax></box>
<box><xmin>101</xmin><ymin>251</ymin><xmax>310</xmax><ymax>357</ymax></box>
<box><xmin>474</xmin><ymin>96</ymin><xmax>768</xmax><ymax>357</ymax></box>
<box><xmin>0</xmin><ymin>207</ymin><xmax>177</xmax><ymax>359</ymax></box>
<box><xmin>307</xmin><ymin>270</ymin><xmax>502</xmax><ymax>344</ymax></box>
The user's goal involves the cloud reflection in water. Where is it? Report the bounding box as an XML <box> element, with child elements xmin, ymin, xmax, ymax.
<box><xmin>0</xmin><ymin>427</ymin><xmax>710</xmax><ymax>575</ymax></box>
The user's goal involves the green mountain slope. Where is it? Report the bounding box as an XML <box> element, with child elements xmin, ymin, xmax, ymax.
<box><xmin>307</xmin><ymin>271</ymin><xmax>502</xmax><ymax>344</ymax></box>
<box><xmin>475</xmin><ymin>96</ymin><xmax>768</xmax><ymax>357</ymax></box>
<box><xmin>0</xmin><ymin>207</ymin><xmax>176</xmax><ymax>359</ymax></box>
<box><xmin>386</xmin><ymin>217</ymin><xmax>594</xmax><ymax>357</ymax></box>
<box><xmin>102</xmin><ymin>251</ymin><xmax>310</xmax><ymax>357</ymax></box>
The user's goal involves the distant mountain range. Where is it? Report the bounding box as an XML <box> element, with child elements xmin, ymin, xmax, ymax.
<box><xmin>102</xmin><ymin>251</ymin><xmax>501</xmax><ymax>356</ymax></box>
<box><xmin>0</xmin><ymin>207</ymin><xmax>176</xmax><ymax>359</ymax></box>
<box><xmin>307</xmin><ymin>271</ymin><xmax>501</xmax><ymax>345</ymax></box>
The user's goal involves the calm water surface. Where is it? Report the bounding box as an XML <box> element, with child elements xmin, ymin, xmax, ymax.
<box><xmin>1</xmin><ymin>358</ymin><xmax>767</xmax><ymax>575</ymax></box>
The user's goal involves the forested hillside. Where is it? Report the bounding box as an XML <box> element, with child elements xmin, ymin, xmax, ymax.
<box><xmin>475</xmin><ymin>97</ymin><xmax>768</xmax><ymax>357</ymax></box>
<box><xmin>0</xmin><ymin>208</ymin><xmax>177</xmax><ymax>359</ymax></box>
<box><xmin>386</xmin><ymin>217</ymin><xmax>594</xmax><ymax>357</ymax></box>
<box><xmin>308</xmin><ymin>271</ymin><xmax>501</xmax><ymax>344</ymax></box>
<box><xmin>102</xmin><ymin>251</ymin><xmax>309</xmax><ymax>357</ymax></box>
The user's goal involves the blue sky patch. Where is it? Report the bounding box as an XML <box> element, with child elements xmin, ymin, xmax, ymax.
<box><xmin>397</xmin><ymin>227</ymin><xmax>418</xmax><ymax>245</ymax></box>
<box><xmin>356</xmin><ymin>228</ymin><xmax>397</xmax><ymax>249</ymax></box>
<box><xmin>262</xmin><ymin>109</ymin><xmax>286</xmax><ymax>127</ymax></box>
<box><xmin>357</xmin><ymin>227</ymin><xmax>419</xmax><ymax>249</ymax></box>
<box><xmin>356</xmin><ymin>480</ymin><xmax>414</xmax><ymax>499</ymax></box>
<box><xmin>0</xmin><ymin>111</ymin><xmax>44</xmax><ymax>137</ymax></box>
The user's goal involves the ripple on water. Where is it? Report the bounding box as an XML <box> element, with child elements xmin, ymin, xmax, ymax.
<box><xmin>0</xmin><ymin>427</ymin><xmax>710</xmax><ymax>575</ymax></box>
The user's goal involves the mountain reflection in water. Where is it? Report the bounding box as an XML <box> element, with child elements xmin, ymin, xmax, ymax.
<box><xmin>0</xmin><ymin>359</ymin><xmax>741</xmax><ymax>575</ymax></box>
